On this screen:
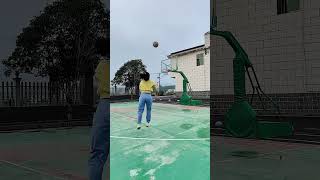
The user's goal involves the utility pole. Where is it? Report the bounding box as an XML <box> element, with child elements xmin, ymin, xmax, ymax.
<box><xmin>151</xmin><ymin>72</ymin><xmax>161</xmax><ymax>95</ymax></box>
<box><xmin>158</xmin><ymin>73</ymin><xmax>161</xmax><ymax>95</ymax></box>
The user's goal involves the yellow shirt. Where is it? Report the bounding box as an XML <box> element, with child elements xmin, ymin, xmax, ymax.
<box><xmin>95</xmin><ymin>58</ymin><xmax>110</xmax><ymax>98</ymax></box>
<box><xmin>139</xmin><ymin>80</ymin><xmax>156</xmax><ymax>93</ymax></box>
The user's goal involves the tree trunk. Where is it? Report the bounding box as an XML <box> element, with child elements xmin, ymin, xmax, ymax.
<box><xmin>80</xmin><ymin>64</ymin><xmax>94</xmax><ymax>106</ymax></box>
<box><xmin>83</xmin><ymin>74</ymin><xmax>94</xmax><ymax>106</ymax></box>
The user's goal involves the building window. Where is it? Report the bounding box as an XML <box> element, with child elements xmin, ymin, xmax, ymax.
<box><xmin>196</xmin><ymin>53</ymin><xmax>204</xmax><ymax>66</ymax></box>
<box><xmin>277</xmin><ymin>0</ymin><xmax>299</xmax><ymax>14</ymax></box>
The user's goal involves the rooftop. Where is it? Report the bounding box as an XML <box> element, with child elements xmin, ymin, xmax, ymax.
<box><xmin>167</xmin><ymin>44</ymin><xmax>205</xmax><ymax>58</ymax></box>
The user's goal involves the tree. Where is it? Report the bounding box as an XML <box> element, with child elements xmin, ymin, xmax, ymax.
<box><xmin>3</xmin><ymin>0</ymin><xmax>109</xmax><ymax>105</ymax></box>
<box><xmin>2</xmin><ymin>46</ymin><xmax>34</xmax><ymax>77</ymax></box>
<box><xmin>113</xmin><ymin>59</ymin><xmax>147</xmax><ymax>96</ymax></box>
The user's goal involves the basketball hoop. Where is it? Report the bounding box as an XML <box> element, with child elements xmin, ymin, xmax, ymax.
<box><xmin>161</xmin><ymin>59</ymin><xmax>176</xmax><ymax>76</ymax></box>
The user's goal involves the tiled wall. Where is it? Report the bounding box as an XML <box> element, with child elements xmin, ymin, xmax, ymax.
<box><xmin>170</xmin><ymin>51</ymin><xmax>210</xmax><ymax>92</ymax></box>
<box><xmin>210</xmin><ymin>0</ymin><xmax>320</xmax><ymax>115</ymax></box>
<box><xmin>211</xmin><ymin>0</ymin><xmax>320</xmax><ymax>94</ymax></box>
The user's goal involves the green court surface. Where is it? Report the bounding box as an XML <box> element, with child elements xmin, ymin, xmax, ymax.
<box><xmin>110</xmin><ymin>102</ymin><xmax>210</xmax><ymax>180</ymax></box>
<box><xmin>3</xmin><ymin>102</ymin><xmax>319</xmax><ymax>180</ymax></box>
<box><xmin>0</xmin><ymin>127</ymin><xmax>96</xmax><ymax>180</ymax></box>
<box><xmin>0</xmin><ymin>102</ymin><xmax>209</xmax><ymax>180</ymax></box>
<box><xmin>212</xmin><ymin>136</ymin><xmax>320</xmax><ymax>180</ymax></box>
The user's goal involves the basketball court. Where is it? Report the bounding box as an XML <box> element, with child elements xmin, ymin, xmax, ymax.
<box><xmin>110</xmin><ymin>101</ymin><xmax>210</xmax><ymax>180</ymax></box>
<box><xmin>0</xmin><ymin>127</ymin><xmax>94</xmax><ymax>180</ymax></box>
<box><xmin>0</xmin><ymin>101</ymin><xmax>210</xmax><ymax>180</ymax></box>
<box><xmin>1</xmin><ymin>104</ymin><xmax>320</xmax><ymax>180</ymax></box>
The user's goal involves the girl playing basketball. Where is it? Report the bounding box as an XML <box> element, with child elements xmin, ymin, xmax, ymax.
<box><xmin>137</xmin><ymin>72</ymin><xmax>157</xmax><ymax>129</ymax></box>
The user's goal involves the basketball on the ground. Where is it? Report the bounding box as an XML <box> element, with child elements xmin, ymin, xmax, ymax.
<box><xmin>215</xmin><ymin>121</ymin><xmax>223</xmax><ymax>127</ymax></box>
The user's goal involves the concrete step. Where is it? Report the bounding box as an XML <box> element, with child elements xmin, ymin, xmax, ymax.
<box><xmin>0</xmin><ymin>119</ymin><xmax>91</xmax><ymax>132</ymax></box>
<box><xmin>211</xmin><ymin>127</ymin><xmax>320</xmax><ymax>144</ymax></box>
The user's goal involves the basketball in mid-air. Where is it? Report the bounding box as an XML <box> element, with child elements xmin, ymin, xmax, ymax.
<box><xmin>153</xmin><ymin>41</ymin><xmax>159</xmax><ymax>48</ymax></box>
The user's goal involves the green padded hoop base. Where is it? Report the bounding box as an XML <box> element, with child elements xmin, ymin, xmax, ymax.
<box><xmin>225</xmin><ymin>101</ymin><xmax>257</xmax><ymax>138</ymax></box>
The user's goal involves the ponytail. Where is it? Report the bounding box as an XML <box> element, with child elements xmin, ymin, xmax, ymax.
<box><xmin>143</xmin><ymin>72</ymin><xmax>150</xmax><ymax>81</ymax></box>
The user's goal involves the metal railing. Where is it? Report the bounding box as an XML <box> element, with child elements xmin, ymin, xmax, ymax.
<box><xmin>0</xmin><ymin>80</ymin><xmax>81</xmax><ymax>107</ymax></box>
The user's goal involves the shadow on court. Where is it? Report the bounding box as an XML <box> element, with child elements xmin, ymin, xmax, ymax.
<box><xmin>212</xmin><ymin>136</ymin><xmax>320</xmax><ymax>180</ymax></box>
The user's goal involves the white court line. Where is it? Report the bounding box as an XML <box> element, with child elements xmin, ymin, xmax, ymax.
<box><xmin>0</xmin><ymin>159</ymin><xmax>66</xmax><ymax>180</ymax></box>
<box><xmin>110</xmin><ymin>135</ymin><xmax>209</xmax><ymax>141</ymax></box>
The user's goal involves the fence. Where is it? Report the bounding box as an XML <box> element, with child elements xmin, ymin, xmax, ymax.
<box><xmin>111</xmin><ymin>86</ymin><xmax>132</xmax><ymax>96</ymax></box>
<box><xmin>0</xmin><ymin>79</ymin><xmax>81</xmax><ymax>107</ymax></box>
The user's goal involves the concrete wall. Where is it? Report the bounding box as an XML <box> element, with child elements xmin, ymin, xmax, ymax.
<box><xmin>211</xmin><ymin>0</ymin><xmax>320</xmax><ymax>114</ymax></box>
<box><xmin>175</xmin><ymin>91</ymin><xmax>210</xmax><ymax>100</ymax></box>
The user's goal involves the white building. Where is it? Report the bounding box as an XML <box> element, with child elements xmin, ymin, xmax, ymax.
<box><xmin>211</xmin><ymin>0</ymin><xmax>320</xmax><ymax>114</ymax></box>
<box><xmin>167</xmin><ymin>32</ymin><xmax>210</xmax><ymax>99</ymax></box>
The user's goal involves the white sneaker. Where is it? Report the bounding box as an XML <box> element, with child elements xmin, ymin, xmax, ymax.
<box><xmin>137</xmin><ymin>124</ymin><xmax>141</xmax><ymax>129</ymax></box>
<box><xmin>146</xmin><ymin>122</ymin><xmax>150</xmax><ymax>127</ymax></box>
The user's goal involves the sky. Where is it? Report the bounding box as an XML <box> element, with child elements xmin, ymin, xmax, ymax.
<box><xmin>0</xmin><ymin>0</ymin><xmax>53</xmax><ymax>81</ymax></box>
<box><xmin>0</xmin><ymin>0</ymin><xmax>209</xmax><ymax>85</ymax></box>
<box><xmin>0</xmin><ymin>0</ymin><xmax>109</xmax><ymax>81</ymax></box>
<box><xmin>110</xmin><ymin>0</ymin><xmax>210</xmax><ymax>85</ymax></box>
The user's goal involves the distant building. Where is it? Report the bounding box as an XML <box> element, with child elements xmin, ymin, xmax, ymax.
<box><xmin>167</xmin><ymin>32</ymin><xmax>210</xmax><ymax>99</ymax></box>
